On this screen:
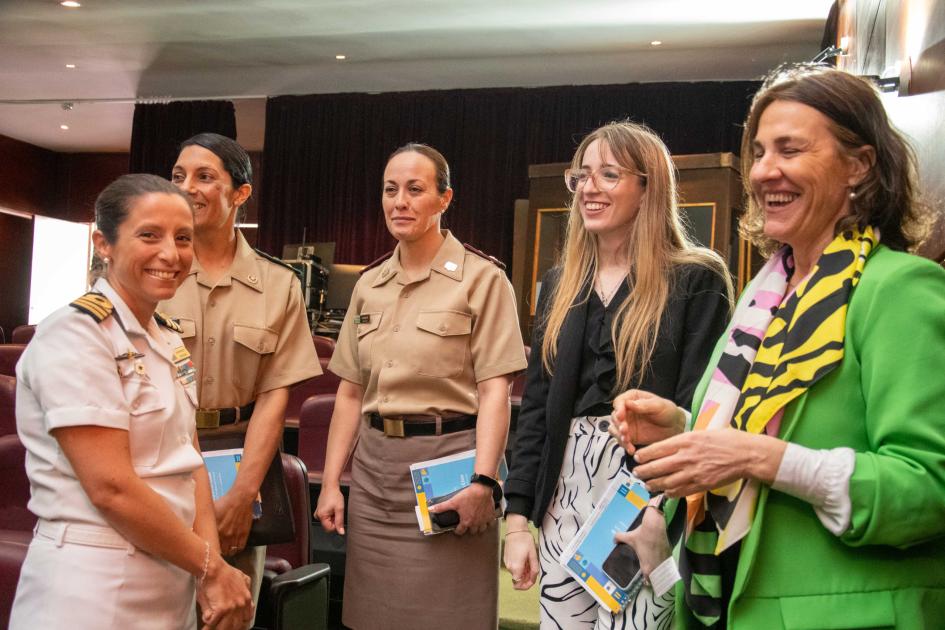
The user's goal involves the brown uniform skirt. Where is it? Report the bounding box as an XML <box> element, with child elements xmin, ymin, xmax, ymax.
<box><xmin>342</xmin><ymin>420</ymin><xmax>499</xmax><ymax>630</ymax></box>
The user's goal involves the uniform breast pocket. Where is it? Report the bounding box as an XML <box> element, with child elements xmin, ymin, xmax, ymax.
<box><xmin>356</xmin><ymin>312</ymin><xmax>382</xmax><ymax>373</ymax></box>
<box><xmin>233</xmin><ymin>324</ymin><xmax>279</xmax><ymax>387</ymax></box>
<box><xmin>121</xmin><ymin>374</ymin><xmax>167</xmax><ymax>469</ymax></box>
<box><xmin>177</xmin><ymin>317</ymin><xmax>196</xmax><ymax>341</ymax></box>
<box><xmin>415</xmin><ymin>310</ymin><xmax>472</xmax><ymax>378</ymax></box>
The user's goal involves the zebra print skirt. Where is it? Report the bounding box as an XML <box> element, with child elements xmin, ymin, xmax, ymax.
<box><xmin>537</xmin><ymin>415</ymin><xmax>674</xmax><ymax>630</ymax></box>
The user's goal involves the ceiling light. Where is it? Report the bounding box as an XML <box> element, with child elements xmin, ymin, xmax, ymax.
<box><xmin>60</xmin><ymin>1</ymin><xmax>81</xmax><ymax>7</ymax></box>
<box><xmin>60</xmin><ymin>124</ymin><xmax>69</xmax><ymax>130</ymax></box>
<box><xmin>650</xmin><ymin>40</ymin><xmax>663</xmax><ymax>46</ymax></box>
<box><xmin>335</xmin><ymin>54</ymin><xmax>347</xmax><ymax>60</ymax></box>
<box><xmin>65</xmin><ymin>63</ymin><xmax>76</xmax><ymax>69</ymax></box>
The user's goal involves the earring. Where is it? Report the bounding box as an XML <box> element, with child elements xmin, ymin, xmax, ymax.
<box><xmin>848</xmin><ymin>190</ymin><xmax>857</xmax><ymax>200</ymax></box>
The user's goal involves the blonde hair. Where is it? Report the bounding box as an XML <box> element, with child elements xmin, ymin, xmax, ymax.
<box><xmin>541</xmin><ymin>121</ymin><xmax>733</xmax><ymax>391</ymax></box>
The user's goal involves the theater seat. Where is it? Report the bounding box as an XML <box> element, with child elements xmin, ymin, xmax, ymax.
<box><xmin>312</xmin><ymin>335</ymin><xmax>335</xmax><ymax>360</ymax></box>
<box><xmin>0</xmin><ymin>346</ymin><xmax>25</xmax><ymax>378</ymax></box>
<box><xmin>259</xmin><ymin>453</ymin><xmax>330</xmax><ymax>630</ymax></box>
<box><xmin>283</xmin><ymin>360</ymin><xmax>341</xmax><ymax>430</ymax></box>
<box><xmin>0</xmin><ymin>435</ymin><xmax>33</xmax><ymax>533</ymax></box>
<box><xmin>10</xmin><ymin>326</ymin><xmax>35</xmax><ymax>345</ymax></box>
<box><xmin>297</xmin><ymin>395</ymin><xmax>351</xmax><ymax>486</ymax></box>
<box><xmin>0</xmin><ymin>530</ymin><xmax>31</xmax><ymax>629</ymax></box>
<box><xmin>0</xmin><ymin>376</ymin><xmax>15</xmax><ymax>437</ymax></box>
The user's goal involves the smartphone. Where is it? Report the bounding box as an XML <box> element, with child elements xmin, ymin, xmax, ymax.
<box><xmin>601</xmin><ymin>506</ymin><xmax>647</xmax><ymax>589</ymax></box>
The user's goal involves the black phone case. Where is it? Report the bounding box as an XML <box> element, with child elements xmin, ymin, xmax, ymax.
<box><xmin>600</xmin><ymin>505</ymin><xmax>648</xmax><ymax>588</ymax></box>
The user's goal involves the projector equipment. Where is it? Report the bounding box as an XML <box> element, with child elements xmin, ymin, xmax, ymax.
<box><xmin>284</xmin><ymin>256</ymin><xmax>329</xmax><ymax>327</ymax></box>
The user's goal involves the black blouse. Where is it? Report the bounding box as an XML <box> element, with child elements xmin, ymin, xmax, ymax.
<box><xmin>574</xmin><ymin>281</ymin><xmax>628</xmax><ymax>417</ymax></box>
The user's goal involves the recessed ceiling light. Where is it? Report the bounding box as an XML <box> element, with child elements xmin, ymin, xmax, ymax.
<box><xmin>60</xmin><ymin>124</ymin><xmax>70</xmax><ymax>130</ymax></box>
<box><xmin>60</xmin><ymin>1</ymin><xmax>81</xmax><ymax>7</ymax></box>
<box><xmin>335</xmin><ymin>54</ymin><xmax>347</xmax><ymax>60</ymax></box>
<box><xmin>650</xmin><ymin>40</ymin><xmax>663</xmax><ymax>46</ymax></box>
<box><xmin>65</xmin><ymin>63</ymin><xmax>76</xmax><ymax>69</ymax></box>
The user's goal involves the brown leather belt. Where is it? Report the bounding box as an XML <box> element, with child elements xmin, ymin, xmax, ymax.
<box><xmin>367</xmin><ymin>412</ymin><xmax>476</xmax><ymax>438</ymax></box>
<box><xmin>196</xmin><ymin>401</ymin><xmax>256</xmax><ymax>429</ymax></box>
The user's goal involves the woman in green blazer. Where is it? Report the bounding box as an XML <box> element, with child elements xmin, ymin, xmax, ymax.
<box><xmin>609</xmin><ymin>65</ymin><xmax>945</xmax><ymax>629</ymax></box>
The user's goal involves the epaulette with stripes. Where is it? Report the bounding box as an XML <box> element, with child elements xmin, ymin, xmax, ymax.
<box><xmin>463</xmin><ymin>243</ymin><xmax>506</xmax><ymax>270</ymax></box>
<box><xmin>69</xmin><ymin>292</ymin><xmax>113</xmax><ymax>323</ymax></box>
<box><xmin>360</xmin><ymin>251</ymin><xmax>394</xmax><ymax>274</ymax></box>
<box><xmin>253</xmin><ymin>247</ymin><xmax>297</xmax><ymax>274</ymax></box>
<box><xmin>154</xmin><ymin>311</ymin><xmax>183</xmax><ymax>333</ymax></box>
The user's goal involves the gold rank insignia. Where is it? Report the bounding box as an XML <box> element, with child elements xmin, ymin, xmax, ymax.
<box><xmin>153</xmin><ymin>311</ymin><xmax>183</xmax><ymax>333</ymax></box>
<box><xmin>70</xmin><ymin>292</ymin><xmax>113</xmax><ymax>322</ymax></box>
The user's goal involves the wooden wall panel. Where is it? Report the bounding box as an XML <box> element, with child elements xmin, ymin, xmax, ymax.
<box><xmin>0</xmin><ymin>212</ymin><xmax>33</xmax><ymax>338</ymax></box>
<box><xmin>0</xmin><ymin>135</ymin><xmax>58</xmax><ymax>216</ymax></box>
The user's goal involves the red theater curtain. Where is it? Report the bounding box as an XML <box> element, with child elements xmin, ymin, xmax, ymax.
<box><xmin>129</xmin><ymin>100</ymin><xmax>237</xmax><ymax>178</ymax></box>
<box><xmin>259</xmin><ymin>81</ymin><xmax>759</xmax><ymax>266</ymax></box>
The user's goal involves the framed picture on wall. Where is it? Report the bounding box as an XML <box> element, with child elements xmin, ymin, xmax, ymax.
<box><xmin>678</xmin><ymin>202</ymin><xmax>717</xmax><ymax>249</ymax></box>
<box><xmin>530</xmin><ymin>207</ymin><xmax>569</xmax><ymax>315</ymax></box>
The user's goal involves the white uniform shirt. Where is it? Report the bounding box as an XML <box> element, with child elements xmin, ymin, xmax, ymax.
<box><xmin>16</xmin><ymin>278</ymin><xmax>204</xmax><ymax>528</ymax></box>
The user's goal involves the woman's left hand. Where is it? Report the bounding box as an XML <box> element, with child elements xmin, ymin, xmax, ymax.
<box><xmin>215</xmin><ymin>492</ymin><xmax>255</xmax><ymax>556</ymax></box>
<box><xmin>633</xmin><ymin>428</ymin><xmax>786</xmax><ymax>497</ymax></box>
<box><xmin>428</xmin><ymin>482</ymin><xmax>496</xmax><ymax>535</ymax></box>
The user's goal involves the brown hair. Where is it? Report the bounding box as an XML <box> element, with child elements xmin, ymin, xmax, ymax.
<box><xmin>740</xmin><ymin>63</ymin><xmax>929</xmax><ymax>255</ymax></box>
<box><xmin>541</xmin><ymin>121</ymin><xmax>732</xmax><ymax>390</ymax></box>
<box><xmin>388</xmin><ymin>143</ymin><xmax>451</xmax><ymax>195</ymax></box>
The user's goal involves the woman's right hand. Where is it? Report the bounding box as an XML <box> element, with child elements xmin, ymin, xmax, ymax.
<box><xmin>612</xmin><ymin>500</ymin><xmax>672</xmax><ymax>579</ymax></box>
<box><xmin>315</xmin><ymin>485</ymin><xmax>346</xmax><ymax>535</ymax></box>
<box><xmin>610</xmin><ymin>390</ymin><xmax>686</xmax><ymax>455</ymax></box>
<box><xmin>197</xmin><ymin>554</ymin><xmax>254</xmax><ymax>630</ymax></box>
<box><xmin>503</xmin><ymin>515</ymin><xmax>539</xmax><ymax>590</ymax></box>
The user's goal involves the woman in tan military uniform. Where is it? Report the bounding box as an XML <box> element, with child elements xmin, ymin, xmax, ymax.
<box><xmin>161</xmin><ymin>133</ymin><xmax>322</xmax><ymax>627</ymax></box>
<box><xmin>316</xmin><ymin>143</ymin><xmax>527</xmax><ymax>630</ymax></box>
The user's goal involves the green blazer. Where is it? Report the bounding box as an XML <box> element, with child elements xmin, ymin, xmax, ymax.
<box><xmin>676</xmin><ymin>245</ymin><xmax>945</xmax><ymax>630</ymax></box>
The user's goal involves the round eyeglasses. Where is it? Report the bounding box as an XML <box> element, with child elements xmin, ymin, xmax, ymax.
<box><xmin>564</xmin><ymin>166</ymin><xmax>639</xmax><ymax>193</ymax></box>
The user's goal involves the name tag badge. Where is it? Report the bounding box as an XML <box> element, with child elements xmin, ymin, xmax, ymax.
<box><xmin>355</xmin><ymin>314</ymin><xmax>371</xmax><ymax>325</ymax></box>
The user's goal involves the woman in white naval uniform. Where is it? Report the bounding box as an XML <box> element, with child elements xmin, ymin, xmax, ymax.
<box><xmin>10</xmin><ymin>174</ymin><xmax>253</xmax><ymax>630</ymax></box>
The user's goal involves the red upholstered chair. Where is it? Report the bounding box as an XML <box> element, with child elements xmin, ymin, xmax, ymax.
<box><xmin>297</xmin><ymin>395</ymin><xmax>351</xmax><ymax>486</ymax></box>
<box><xmin>259</xmin><ymin>453</ymin><xmax>331</xmax><ymax>630</ymax></box>
<box><xmin>0</xmin><ymin>433</ymin><xmax>34</xmax><ymax>627</ymax></box>
<box><xmin>0</xmin><ymin>435</ymin><xmax>33</xmax><ymax>534</ymax></box>
<box><xmin>312</xmin><ymin>335</ymin><xmax>335</xmax><ymax>360</ymax></box>
<box><xmin>0</xmin><ymin>530</ymin><xmax>31</xmax><ymax>629</ymax></box>
<box><xmin>0</xmin><ymin>346</ymin><xmax>25</xmax><ymax>378</ymax></box>
<box><xmin>0</xmin><ymin>376</ymin><xmax>15</xmax><ymax>437</ymax></box>
<box><xmin>283</xmin><ymin>359</ymin><xmax>341</xmax><ymax>430</ymax></box>
<box><xmin>10</xmin><ymin>326</ymin><xmax>35</xmax><ymax>345</ymax></box>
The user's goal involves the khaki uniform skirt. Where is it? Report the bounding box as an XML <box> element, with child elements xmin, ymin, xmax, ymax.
<box><xmin>342</xmin><ymin>419</ymin><xmax>499</xmax><ymax>630</ymax></box>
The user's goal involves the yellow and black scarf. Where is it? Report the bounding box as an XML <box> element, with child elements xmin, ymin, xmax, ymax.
<box><xmin>681</xmin><ymin>227</ymin><xmax>876</xmax><ymax>627</ymax></box>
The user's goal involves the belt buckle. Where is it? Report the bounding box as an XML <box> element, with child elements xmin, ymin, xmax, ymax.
<box><xmin>383</xmin><ymin>417</ymin><xmax>405</xmax><ymax>438</ymax></box>
<box><xmin>196</xmin><ymin>409</ymin><xmax>220</xmax><ymax>429</ymax></box>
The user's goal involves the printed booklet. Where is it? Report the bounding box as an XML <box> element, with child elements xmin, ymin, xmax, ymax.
<box><xmin>410</xmin><ymin>449</ymin><xmax>507</xmax><ymax>535</ymax></box>
<box><xmin>558</xmin><ymin>468</ymin><xmax>651</xmax><ymax>612</ymax></box>
<box><xmin>203</xmin><ymin>448</ymin><xmax>263</xmax><ymax>519</ymax></box>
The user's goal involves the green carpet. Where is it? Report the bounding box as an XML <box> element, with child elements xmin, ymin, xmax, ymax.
<box><xmin>498</xmin><ymin>521</ymin><xmax>540</xmax><ymax>630</ymax></box>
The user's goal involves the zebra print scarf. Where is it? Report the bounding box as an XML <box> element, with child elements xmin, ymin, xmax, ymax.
<box><xmin>681</xmin><ymin>226</ymin><xmax>876</xmax><ymax>627</ymax></box>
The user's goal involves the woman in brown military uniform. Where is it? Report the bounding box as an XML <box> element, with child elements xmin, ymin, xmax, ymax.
<box><xmin>161</xmin><ymin>133</ymin><xmax>322</xmax><ymax>628</ymax></box>
<box><xmin>316</xmin><ymin>143</ymin><xmax>527</xmax><ymax>630</ymax></box>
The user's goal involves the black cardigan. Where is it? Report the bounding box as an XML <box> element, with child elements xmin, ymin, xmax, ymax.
<box><xmin>505</xmin><ymin>263</ymin><xmax>731</xmax><ymax>524</ymax></box>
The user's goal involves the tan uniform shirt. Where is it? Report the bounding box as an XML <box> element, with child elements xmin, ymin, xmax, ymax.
<box><xmin>159</xmin><ymin>230</ymin><xmax>321</xmax><ymax>416</ymax></box>
<box><xmin>329</xmin><ymin>230</ymin><xmax>526</xmax><ymax>416</ymax></box>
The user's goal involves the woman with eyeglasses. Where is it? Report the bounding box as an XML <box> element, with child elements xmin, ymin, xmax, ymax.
<box><xmin>503</xmin><ymin>121</ymin><xmax>732</xmax><ymax>629</ymax></box>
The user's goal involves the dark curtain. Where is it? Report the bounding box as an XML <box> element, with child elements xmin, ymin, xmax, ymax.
<box><xmin>260</xmin><ymin>82</ymin><xmax>759</xmax><ymax>265</ymax></box>
<box><xmin>129</xmin><ymin>100</ymin><xmax>237</xmax><ymax>177</ymax></box>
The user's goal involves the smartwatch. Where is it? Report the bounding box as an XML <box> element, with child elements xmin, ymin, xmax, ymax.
<box><xmin>470</xmin><ymin>473</ymin><xmax>503</xmax><ymax>505</ymax></box>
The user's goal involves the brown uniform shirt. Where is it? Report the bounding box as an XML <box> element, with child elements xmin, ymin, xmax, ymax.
<box><xmin>329</xmin><ymin>230</ymin><xmax>526</xmax><ymax>416</ymax></box>
<box><xmin>159</xmin><ymin>230</ymin><xmax>322</xmax><ymax>415</ymax></box>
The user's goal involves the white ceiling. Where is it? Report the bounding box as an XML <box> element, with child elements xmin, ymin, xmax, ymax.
<box><xmin>0</xmin><ymin>0</ymin><xmax>832</xmax><ymax>153</ymax></box>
